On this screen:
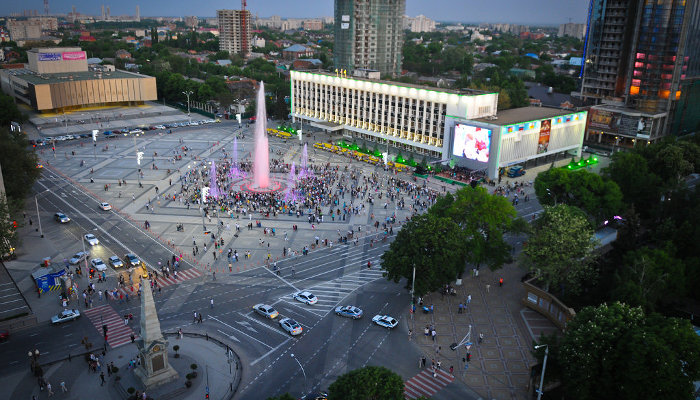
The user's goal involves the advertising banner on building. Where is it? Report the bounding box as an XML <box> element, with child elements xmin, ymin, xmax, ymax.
<box><xmin>453</xmin><ymin>124</ymin><xmax>491</xmax><ymax>162</ymax></box>
<box><xmin>537</xmin><ymin>119</ymin><xmax>551</xmax><ymax>154</ymax></box>
<box><xmin>38</xmin><ymin>52</ymin><xmax>62</xmax><ymax>61</ymax></box>
<box><xmin>588</xmin><ymin>108</ymin><xmax>620</xmax><ymax>134</ymax></box>
<box><xmin>62</xmin><ymin>51</ymin><xmax>86</xmax><ymax>60</ymax></box>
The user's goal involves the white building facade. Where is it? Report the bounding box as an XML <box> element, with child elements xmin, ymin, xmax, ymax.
<box><xmin>290</xmin><ymin>70</ymin><xmax>498</xmax><ymax>159</ymax></box>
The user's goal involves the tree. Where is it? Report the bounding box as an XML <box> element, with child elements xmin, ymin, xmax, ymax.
<box><xmin>520</xmin><ymin>204</ymin><xmax>597</xmax><ymax>295</ymax></box>
<box><xmin>328</xmin><ymin>366</ymin><xmax>404</xmax><ymax>400</ymax></box>
<box><xmin>612</xmin><ymin>246</ymin><xmax>685</xmax><ymax>312</ymax></box>
<box><xmin>381</xmin><ymin>213</ymin><xmax>466</xmax><ymax>296</ymax></box>
<box><xmin>534</xmin><ymin>167</ymin><xmax>624</xmax><ymax>223</ymax></box>
<box><xmin>0</xmin><ymin>93</ymin><xmax>27</xmax><ymax>127</ymax></box>
<box><xmin>603</xmin><ymin>151</ymin><xmax>662</xmax><ymax>218</ymax></box>
<box><xmin>559</xmin><ymin>302</ymin><xmax>700</xmax><ymax>400</ymax></box>
<box><xmin>0</xmin><ymin>127</ymin><xmax>41</xmax><ymax>202</ymax></box>
<box><xmin>431</xmin><ymin>186</ymin><xmax>526</xmax><ymax>271</ymax></box>
<box><xmin>0</xmin><ymin>196</ymin><xmax>21</xmax><ymax>258</ymax></box>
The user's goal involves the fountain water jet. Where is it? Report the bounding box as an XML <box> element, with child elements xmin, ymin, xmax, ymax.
<box><xmin>253</xmin><ymin>82</ymin><xmax>270</xmax><ymax>188</ymax></box>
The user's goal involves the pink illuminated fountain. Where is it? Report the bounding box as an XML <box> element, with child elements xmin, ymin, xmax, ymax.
<box><xmin>228</xmin><ymin>137</ymin><xmax>246</xmax><ymax>180</ymax></box>
<box><xmin>253</xmin><ymin>82</ymin><xmax>270</xmax><ymax>189</ymax></box>
<box><xmin>209</xmin><ymin>161</ymin><xmax>220</xmax><ymax>199</ymax></box>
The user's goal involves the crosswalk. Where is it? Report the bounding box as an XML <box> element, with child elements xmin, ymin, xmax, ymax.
<box><xmin>115</xmin><ymin>267</ymin><xmax>202</xmax><ymax>297</ymax></box>
<box><xmin>82</xmin><ymin>304</ymin><xmax>137</xmax><ymax>348</ymax></box>
<box><xmin>404</xmin><ymin>368</ymin><xmax>455</xmax><ymax>399</ymax></box>
<box><xmin>277</xmin><ymin>268</ymin><xmax>385</xmax><ymax>317</ymax></box>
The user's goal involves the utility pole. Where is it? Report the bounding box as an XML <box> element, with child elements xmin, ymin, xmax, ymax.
<box><xmin>183</xmin><ymin>90</ymin><xmax>193</xmax><ymax>124</ymax></box>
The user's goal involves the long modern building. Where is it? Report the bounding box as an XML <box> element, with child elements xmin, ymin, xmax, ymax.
<box><xmin>0</xmin><ymin>47</ymin><xmax>156</xmax><ymax>112</ymax></box>
<box><xmin>217</xmin><ymin>9</ymin><xmax>252</xmax><ymax>56</ymax></box>
<box><xmin>579</xmin><ymin>0</ymin><xmax>700</xmax><ymax>145</ymax></box>
<box><xmin>334</xmin><ymin>0</ymin><xmax>405</xmax><ymax>77</ymax></box>
<box><xmin>290</xmin><ymin>70</ymin><xmax>586</xmax><ymax>179</ymax></box>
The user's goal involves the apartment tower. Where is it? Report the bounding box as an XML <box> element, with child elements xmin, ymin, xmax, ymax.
<box><xmin>217</xmin><ymin>9</ymin><xmax>252</xmax><ymax>55</ymax></box>
<box><xmin>334</xmin><ymin>0</ymin><xmax>405</xmax><ymax>77</ymax></box>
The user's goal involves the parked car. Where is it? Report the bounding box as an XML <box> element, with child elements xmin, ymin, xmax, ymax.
<box><xmin>155</xmin><ymin>125</ymin><xmax>166</xmax><ymax>130</ymax></box>
<box><xmin>129</xmin><ymin>129</ymin><xmax>144</xmax><ymax>135</ymax></box>
<box><xmin>69</xmin><ymin>251</ymin><xmax>90</xmax><ymax>265</ymax></box>
<box><xmin>279</xmin><ymin>318</ymin><xmax>303</xmax><ymax>336</ymax></box>
<box><xmin>253</xmin><ymin>304</ymin><xmax>279</xmax><ymax>319</ymax></box>
<box><xmin>54</xmin><ymin>213</ymin><xmax>70</xmax><ymax>223</ymax></box>
<box><xmin>372</xmin><ymin>315</ymin><xmax>398</xmax><ymax>329</ymax></box>
<box><xmin>51</xmin><ymin>309</ymin><xmax>81</xmax><ymax>324</ymax></box>
<box><xmin>293</xmin><ymin>291</ymin><xmax>318</xmax><ymax>305</ymax></box>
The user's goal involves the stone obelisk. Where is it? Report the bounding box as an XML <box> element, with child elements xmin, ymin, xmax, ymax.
<box><xmin>133</xmin><ymin>279</ymin><xmax>178</xmax><ymax>388</ymax></box>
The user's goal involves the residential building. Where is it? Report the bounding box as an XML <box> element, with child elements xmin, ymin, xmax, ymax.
<box><xmin>7</xmin><ymin>19</ymin><xmax>42</xmax><ymax>41</ymax></box>
<box><xmin>185</xmin><ymin>16</ymin><xmax>199</xmax><ymax>29</ymax></box>
<box><xmin>334</xmin><ymin>0</ymin><xmax>405</xmax><ymax>77</ymax></box>
<box><xmin>283</xmin><ymin>44</ymin><xmax>314</xmax><ymax>60</ymax></box>
<box><xmin>217</xmin><ymin>9</ymin><xmax>252</xmax><ymax>55</ymax></box>
<box><xmin>115</xmin><ymin>49</ymin><xmax>132</xmax><ymax>59</ymax></box>
<box><xmin>251</xmin><ymin>36</ymin><xmax>266</xmax><ymax>48</ymax></box>
<box><xmin>290</xmin><ymin>70</ymin><xmax>586</xmax><ymax>178</ymax></box>
<box><xmin>557</xmin><ymin>23</ymin><xmax>586</xmax><ymax>39</ymax></box>
<box><xmin>407</xmin><ymin>15</ymin><xmax>436</xmax><ymax>33</ymax></box>
<box><xmin>0</xmin><ymin>47</ymin><xmax>156</xmax><ymax>112</ymax></box>
<box><xmin>303</xmin><ymin>19</ymin><xmax>324</xmax><ymax>31</ymax></box>
<box><xmin>579</xmin><ymin>0</ymin><xmax>700</xmax><ymax>145</ymax></box>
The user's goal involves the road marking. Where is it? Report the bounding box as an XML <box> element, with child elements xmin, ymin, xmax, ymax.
<box><xmin>217</xmin><ymin>329</ymin><xmax>240</xmax><ymax>343</ymax></box>
<box><xmin>241</xmin><ymin>312</ymin><xmax>290</xmax><ymax>337</ymax></box>
<box><xmin>208</xmin><ymin>315</ymin><xmax>272</xmax><ymax>349</ymax></box>
<box><xmin>235</xmin><ymin>320</ymin><xmax>258</xmax><ymax>333</ymax></box>
<box><xmin>263</xmin><ymin>266</ymin><xmax>299</xmax><ymax>292</ymax></box>
<box><xmin>250</xmin><ymin>337</ymin><xmax>292</xmax><ymax>366</ymax></box>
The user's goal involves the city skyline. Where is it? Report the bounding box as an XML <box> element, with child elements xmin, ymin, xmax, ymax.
<box><xmin>6</xmin><ymin>0</ymin><xmax>588</xmax><ymax>24</ymax></box>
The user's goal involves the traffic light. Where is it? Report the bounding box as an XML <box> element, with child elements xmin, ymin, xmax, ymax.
<box><xmin>12</xmin><ymin>221</ymin><xmax>18</xmax><ymax>229</ymax></box>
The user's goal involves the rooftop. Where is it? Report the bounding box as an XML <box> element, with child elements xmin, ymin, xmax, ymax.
<box><xmin>2</xmin><ymin>68</ymin><xmax>153</xmax><ymax>85</ymax></box>
<box><xmin>293</xmin><ymin>70</ymin><xmax>493</xmax><ymax>96</ymax></box>
<box><xmin>474</xmin><ymin>106</ymin><xmax>578</xmax><ymax>126</ymax></box>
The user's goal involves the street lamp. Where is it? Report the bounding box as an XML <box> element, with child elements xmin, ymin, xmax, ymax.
<box><xmin>182</xmin><ymin>90</ymin><xmax>194</xmax><ymax>124</ymax></box>
<box><xmin>28</xmin><ymin>348</ymin><xmax>40</xmax><ymax>373</ymax></box>
<box><xmin>534</xmin><ymin>344</ymin><xmax>549</xmax><ymax>400</ymax></box>
<box><xmin>34</xmin><ymin>189</ymin><xmax>50</xmax><ymax>238</ymax></box>
<box><xmin>290</xmin><ymin>353</ymin><xmax>308</xmax><ymax>395</ymax></box>
<box><xmin>133</xmin><ymin>133</ymin><xmax>143</xmax><ymax>187</ymax></box>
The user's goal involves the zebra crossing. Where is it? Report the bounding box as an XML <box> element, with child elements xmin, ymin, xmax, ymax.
<box><xmin>114</xmin><ymin>267</ymin><xmax>202</xmax><ymax>297</ymax></box>
<box><xmin>277</xmin><ymin>268</ymin><xmax>385</xmax><ymax>317</ymax></box>
<box><xmin>403</xmin><ymin>368</ymin><xmax>455</xmax><ymax>399</ymax></box>
<box><xmin>82</xmin><ymin>304</ymin><xmax>136</xmax><ymax>348</ymax></box>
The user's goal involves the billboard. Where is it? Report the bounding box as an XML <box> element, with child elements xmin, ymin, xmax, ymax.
<box><xmin>453</xmin><ymin>124</ymin><xmax>490</xmax><ymax>162</ymax></box>
<box><xmin>537</xmin><ymin>119</ymin><xmax>551</xmax><ymax>154</ymax></box>
<box><xmin>588</xmin><ymin>108</ymin><xmax>620</xmax><ymax>134</ymax></box>
<box><xmin>38</xmin><ymin>52</ymin><xmax>61</xmax><ymax>61</ymax></box>
<box><xmin>62</xmin><ymin>51</ymin><xmax>86</xmax><ymax>60</ymax></box>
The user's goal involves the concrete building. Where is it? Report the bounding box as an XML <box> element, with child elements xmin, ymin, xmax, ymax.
<box><xmin>290</xmin><ymin>70</ymin><xmax>586</xmax><ymax>179</ymax></box>
<box><xmin>217</xmin><ymin>9</ymin><xmax>252</xmax><ymax>55</ymax></box>
<box><xmin>251</xmin><ymin>36</ymin><xmax>265</xmax><ymax>48</ymax></box>
<box><xmin>185</xmin><ymin>16</ymin><xmax>199</xmax><ymax>29</ymax></box>
<box><xmin>7</xmin><ymin>19</ymin><xmax>42</xmax><ymax>41</ymax></box>
<box><xmin>557</xmin><ymin>23</ymin><xmax>585</xmax><ymax>39</ymax></box>
<box><xmin>303</xmin><ymin>19</ymin><xmax>324</xmax><ymax>31</ymax></box>
<box><xmin>579</xmin><ymin>0</ymin><xmax>700</xmax><ymax>145</ymax></box>
<box><xmin>334</xmin><ymin>0</ymin><xmax>405</xmax><ymax>77</ymax></box>
<box><xmin>0</xmin><ymin>47</ymin><xmax>157</xmax><ymax>112</ymax></box>
<box><xmin>282</xmin><ymin>44</ymin><xmax>314</xmax><ymax>60</ymax></box>
<box><xmin>407</xmin><ymin>15</ymin><xmax>436</xmax><ymax>33</ymax></box>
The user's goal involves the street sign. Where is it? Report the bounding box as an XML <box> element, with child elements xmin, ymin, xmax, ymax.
<box><xmin>92</xmin><ymin>129</ymin><xmax>98</xmax><ymax>142</ymax></box>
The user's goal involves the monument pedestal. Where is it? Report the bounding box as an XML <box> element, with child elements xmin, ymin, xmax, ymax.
<box><xmin>133</xmin><ymin>338</ymin><xmax>179</xmax><ymax>389</ymax></box>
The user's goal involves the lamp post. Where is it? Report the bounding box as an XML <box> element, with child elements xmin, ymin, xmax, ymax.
<box><xmin>133</xmin><ymin>133</ymin><xmax>143</xmax><ymax>187</ymax></box>
<box><xmin>410</xmin><ymin>265</ymin><xmax>416</xmax><ymax>323</ymax></box>
<box><xmin>34</xmin><ymin>189</ymin><xmax>50</xmax><ymax>238</ymax></box>
<box><xmin>28</xmin><ymin>348</ymin><xmax>40</xmax><ymax>374</ymax></box>
<box><xmin>534</xmin><ymin>344</ymin><xmax>549</xmax><ymax>400</ymax></box>
<box><xmin>290</xmin><ymin>353</ymin><xmax>308</xmax><ymax>395</ymax></box>
<box><xmin>182</xmin><ymin>90</ymin><xmax>193</xmax><ymax>124</ymax></box>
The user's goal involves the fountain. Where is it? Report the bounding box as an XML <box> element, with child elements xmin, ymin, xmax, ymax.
<box><xmin>299</xmin><ymin>143</ymin><xmax>314</xmax><ymax>178</ymax></box>
<box><xmin>228</xmin><ymin>137</ymin><xmax>246</xmax><ymax>180</ymax></box>
<box><xmin>209</xmin><ymin>161</ymin><xmax>220</xmax><ymax>199</ymax></box>
<box><xmin>283</xmin><ymin>162</ymin><xmax>299</xmax><ymax>203</ymax></box>
<box><xmin>253</xmin><ymin>82</ymin><xmax>270</xmax><ymax>189</ymax></box>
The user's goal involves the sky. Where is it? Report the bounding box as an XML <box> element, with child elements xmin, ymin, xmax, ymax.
<box><xmin>11</xmin><ymin>0</ymin><xmax>589</xmax><ymax>25</ymax></box>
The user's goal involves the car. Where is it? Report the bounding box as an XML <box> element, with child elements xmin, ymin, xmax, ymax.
<box><xmin>108</xmin><ymin>255</ymin><xmax>124</xmax><ymax>268</ymax></box>
<box><xmin>64</xmin><ymin>135</ymin><xmax>75</xmax><ymax>140</ymax></box>
<box><xmin>300</xmin><ymin>392</ymin><xmax>328</xmax><ymax>400</ymax></box>
<box><xmin>98</xmin><ymin>202</ymin><xmax>112</xmax><ymax>211</ymax></box>
<box><xmin>253</xmin><ymin>304</ymin><xmax>279</xmax><ymax>319</ymax></box>
<box><xmin>69</xmin><ymin>251</ymin><xmax>90</xmax><ymax>265</ymax></box>
<box><xmin>335</xmin><ymin>305</ymin><xmax>363</xmax><ymax>319</ymax></box>
<box><xmin>129</xmin><ymin>129</ymin><xmax>144</xmax><ymax>135</ymax></box>
<box><xmin>279</xmin><ymin>317</ymin><xmax>303</xmax><ymax>336</ymax></box>
<box><xmin>507</xmin><ymin>165</ymin><xmax>525</xmax><ymax>178</ymax></box>
<box><xmin>90</xmin><ymin>258</ymin><xmax>107</xmax><ymax>271</ymax></box>
<box><xmin>293</xmin><ymin>291</ymin><xmax>318</xmax><ymax>305</ymax></box>
<box><xmin>102</xmin><ymin>130</ymin><xmax>113</xmax><ymax>135</ymax></box>
<box><xmin>0</xmin><ymin>329</ymin><xmax>8</xmax><ymax>341</ymax></box>
<box><xmin>155</xmin><ymin>125</ymin><xmax>166</xmax><ymax>130</ymax></box>
<box><xmin>120</xmin><ymin>128</ymin><xmax>130</xmax><ymax>133</ymax></box>
<box><xmin>372</xmin><ymin>315</ymin><xmax>398</xmax><ymax>329</ymax></box>
<box><xmin>84</xmin><ymin>233</ymin><xmax>99</xmax><ymax>246</ymax></box>
<box><xmin>124</xmin><ymin>253</ymin><xmax>141</xmax><ymax>267</ymax></box>
<box><xmin>51</xmin><ymin>309</ymin><xmax>81</xmax><ymax>324</ymax></box>
<box><xmin>54</xmin><ymin>212</ymin><xmax>70</xmax><ymax>223</ymax></box>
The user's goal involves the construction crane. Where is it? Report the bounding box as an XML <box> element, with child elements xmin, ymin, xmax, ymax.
<box><xmin>241</xmin><ymin>0</ymin><xmax>249</xmax><ymax>54</ymax></box>
<box><xmin>44</xmin><ymin>0</ymin><xmax>49</xmax><ymax>15</ymax></box>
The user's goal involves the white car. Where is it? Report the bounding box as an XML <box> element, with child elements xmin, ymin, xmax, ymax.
<box><xmin>51</xmin><ymin>309</ymin><xmax>81</xmax><ymax>324</ymax></box>
<box><xmin>253</xmin><ymin>304</ymin><xmax>279</xmax><ymax>319</ymax></box>
<box><xmin>99</xmin><ymin>202</ymin><xmax>112</xmax><ymax>211</ymax></box>
<box><xmin>84</xmin><ymin>233</ymin><xmax>99</xmax><ymax>246</ymax></box>
<box><xmin>293</xmin><ymin>291</ymin><xmax>318</xmax><ymax>305</ymax></box>
<box><xmin>108</xmin><ymin>255</ymin><xmax>123</xmax><ymax>268</ymax></box>
<box><xmin>372</xmin><ymin>315</ymin><xmax>398</xmax><ymax>329</ymax></box>
<box><xmin>279</xmin><ymin>317</ymin><xmax>303</xmax><ymax>336</ymax></box>
<box><xmin>129</xmin><ymin>129</ymin><xmax>144</xmax><ymax>135</ymax></box>
<box><xmin>154</xmin><ymin>125</ymin><xmax>166</xmax><ymax>130</ymax></box>
<box><xmin>90</xmin><ymin>258</ymin><xmax>107</xmax><ymax>271</ymax></box>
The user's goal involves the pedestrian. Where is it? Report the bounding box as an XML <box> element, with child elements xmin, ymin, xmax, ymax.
<box><xmin>458</xmin><ymin>303</ymin><xmax>464</xmax><ymax>314</ymax></box>
<box><xmin>421</xmin><ymin>356</ymin><xmax>426</xmax><ymax>368</ymax></box>
<box><xmin>499</xmin><ymin>277</ymin><xmax>503</xmax><ymax>287</ymax></box>
<box><xmin>46</xmin><ymin>382</ymin><xmax>54</xmax><ymax>396</ymax></box>
<box><xmin>60</xmin><ymin>381</ymin><xmax>68</xmax><ymax>392</ymax></box>
<box><xmin>130</xmin><ymin>334</ymin><xmax>135</xmax><ymax>343</ymax></box>
<box><xmin>124</xmin><ymin>316</ymin><xmax>129</xmax><ymax>326</ymax></box>
<box><xmin>467</xmin><ymin>294</ymin><xmax>471</xmax><ymax>304</ymax></box>
<box><xmin>100</xmin><ymin>371</ymin><xmax>105</xmax><ymax>386</ymax></box>
<box><xmin>437</xmin><ymin>360</ymin><xmax>441</xmax><ymax>370</ymax></box>
<box><xmin>449</xmin><ymin>365</ymin><xmax>454</xmax><ymax>374</ymax></box>
<box><xmin>486</xmin><ymin>284</ymin><xmax>491</xmax><ymax>293</ymax></box>
<box><xmin>408</xmin><ymin>329</ymin><xmax>412</xmax><ymax>341</ymax></box>
<box><xmin>436</xmin><ymin>346</ymin><xmax>441</xmax><ymax>355</ymax></box>
<box><xmin>478</xmin><ymin>333</ymin><xmax>484</xmax><ymax>344</ymax></box>
<box><xmin>431</xmin><ymin>329</ymin><xmax>437</xmax><ymax>341</ymax></box>
<box><xmin>193</xmin><ymin>311</ymin><xmax>198</xmax><ymax>323</ymax></box>
<box><xmin>198</xmin><ymin>313</ymin><xmax>203</xmax><ymax>323</ymax></box>
<box><xmin>424</xmin><ymin>326</ymin><xmax>429</xmax><ymax>338</ymax></box>
<box><xmin>210</xmin><ymin>298</ymin><xmax>214</xmax><ymax>309</ymax></box>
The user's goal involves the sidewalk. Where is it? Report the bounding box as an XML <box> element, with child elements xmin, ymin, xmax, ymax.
<box><xmin>5</xmin><ymin>333</ymin><xmax>237</xmax><ymax>400</ymax></box>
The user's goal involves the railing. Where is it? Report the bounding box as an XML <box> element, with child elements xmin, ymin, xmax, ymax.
<box><xmin>521</xmin><ymin>277</ymin><xmax>576</xmax><ymax>330</ymax></box>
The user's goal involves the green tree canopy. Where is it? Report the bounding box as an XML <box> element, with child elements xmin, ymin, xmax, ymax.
<box><xmin>534</xmin><ymin>167</ymin><xmax>624</xmax><ymax>223</ymax></box>
<box><xmin>559</xmin><ymin>302</ymin><xmax>700</xmax><ymax>400</ymax></box>
<box><xmin>520</xmin><ymin>204</ymin><xmax>597</xmax><ymax>295</ymax></box>
<box><xmin>603</xmin><ymin>151</ymin><xmax>662</xmax><ymax>218</ymax></box>
<box><xmin>328</xmin><ymin>366</ymin><xmax>404</xmax><ymax>400</ymax></box>
<box><xmin>381</xmin><ymin>212</ymin><xmax>466</xmax><ymax>297</ymax></box>
<box><xmin>0</xmin><ymin>127</ymin><xmax>40</xmax><ymax>202</ymax></box>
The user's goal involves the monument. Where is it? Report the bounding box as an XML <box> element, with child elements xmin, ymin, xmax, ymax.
<box><xmin>133</xmin><ymin>279</ymin><xmax>179</xmax><ymax>388</ymax></box>
<box><xmin>253</xmin><ymin>81</ymin><xmax>270</xmax><ymax>189</ymax></box>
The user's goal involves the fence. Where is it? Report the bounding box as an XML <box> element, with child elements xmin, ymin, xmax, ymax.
<box><xmin>521</xmin><ymin>277</ymin><xmax>575</xmax><ymax>330</ymax></box>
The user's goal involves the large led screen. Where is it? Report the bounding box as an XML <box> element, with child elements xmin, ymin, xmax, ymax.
<box><xmin>453</xmin><ymin>124</ymin><xmax>491</xmax><ymax>162</ymax></box>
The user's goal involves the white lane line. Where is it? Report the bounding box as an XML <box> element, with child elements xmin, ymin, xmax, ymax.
<box><xmin>208</xmin><ymin>315</ymin><xmax>273</xmax><ymax>350</ymax></box>
<box><xmin>217</xmin><ymin>329</ymin><xmax>240</xmax><ymax>343</ymax></box>
<box><xmin>262</xmin><ymin>266</ymin><xmax>299</xmax><ymax>292</ymax></box>
<box><xmin>240</xmin><ymin>312</ymin><xmax>291</xmax><ymax>338</ymax></box>
<box><xmin>250</xmin><ymin>338</ymin><xmax>292</xmax><ymax>366</ymax></box>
